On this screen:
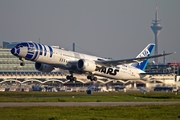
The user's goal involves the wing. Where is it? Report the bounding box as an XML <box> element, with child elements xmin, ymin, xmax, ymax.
<box><xmin>95</xmin><ymin>52</ymin><xmax>175</xmax><ymax>67</ymax></box>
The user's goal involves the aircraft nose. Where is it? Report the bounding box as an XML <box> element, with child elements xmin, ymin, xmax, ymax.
<box><xmin>11</xmin><ymin>48</ymin><xmax>16</xmax><ymax>55</ymax></box>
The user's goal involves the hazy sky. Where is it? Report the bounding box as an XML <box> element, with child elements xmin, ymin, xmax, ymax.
<box><xmin>0</xmin><ymin>0</ymin><xmax>180</xmax><ymax>63</ymax></box>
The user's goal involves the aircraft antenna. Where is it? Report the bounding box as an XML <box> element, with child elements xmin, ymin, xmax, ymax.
<box><xmin>39</xmin><ymin>37</ymin><xmax>41</xmax><ymax>43</ymax></box>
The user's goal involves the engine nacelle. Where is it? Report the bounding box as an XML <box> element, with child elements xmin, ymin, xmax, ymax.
<box><xmin>35</xmin><ymin>62</ymin><xmax>54</xmax><ymax>72</ymax></box>
<box><xmin>77</xmin><ymin>59</ymin><xmax>96</xmax><ymax>72</ymax></box>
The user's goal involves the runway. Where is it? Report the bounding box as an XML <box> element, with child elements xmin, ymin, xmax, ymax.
<box><xmin>0</xmin><ymin>102</ymin><xmax>180</xmax><ymax>107</ymax></box>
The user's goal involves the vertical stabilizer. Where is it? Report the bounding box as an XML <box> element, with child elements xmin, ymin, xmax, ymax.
<box><xmin>131</xmin><ymin>43</ymin><xmax>155</xmax><ymax>71</ymax></box>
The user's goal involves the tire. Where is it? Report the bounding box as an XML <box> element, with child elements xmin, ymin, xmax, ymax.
<box><xmin>94</xmin><ymin>77</ymin><xmax>97</xmax><ymax>81</ymax></box>
<box><xmin>73</xmin><ymin>77</ymin><xmax>77</xmax><ymax>81</ymax></box>
<box><xmin>66</xmin><ymin>76</ymin><xmax>70</xmax><ymax>80</ymax></box>
<box><xmin>20</xmin><ymin>62</ymin><xmax>25</xmax><ymax>66</ymax></box>
<box><xmin>87</xmin><ymin>76</ymin><xmax>91</xmax><ymax>79</ymax></box>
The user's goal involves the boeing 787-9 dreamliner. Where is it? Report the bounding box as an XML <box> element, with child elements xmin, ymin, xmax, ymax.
<box><xmin>10</xmin><ymin>42</ymin><xmax>174</xmax><ymax>81</ymax></box>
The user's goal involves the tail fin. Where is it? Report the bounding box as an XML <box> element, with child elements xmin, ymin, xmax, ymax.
<box><xmin>131</xmin><ymin>43</ymin><xmax>155</xmax><ymax>71</ymax></box>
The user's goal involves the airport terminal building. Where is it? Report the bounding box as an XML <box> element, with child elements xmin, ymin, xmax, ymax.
<box><xmin>0</xmin><ymin>41</ymin><xmax>180</xmax><ymax>92</ymax></box>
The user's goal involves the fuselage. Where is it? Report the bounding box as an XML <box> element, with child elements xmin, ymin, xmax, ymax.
<box><xmin>11</xmin><ymin>42</ymin><xmax>146</xmax><ymax>80</ymax></box>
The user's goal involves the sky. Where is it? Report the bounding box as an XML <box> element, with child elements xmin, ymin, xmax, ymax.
<box><xmin>0</xmin><ymin>0</ymin><xmax>180</xmax><ymax>63</ymax></box>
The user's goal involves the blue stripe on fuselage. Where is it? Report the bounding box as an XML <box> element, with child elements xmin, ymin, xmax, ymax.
<box><xmin>21</xmin><ymin>42</ymin><xmax>28</xmax><ymax>47</ymax></box>
<box><xmin>42</xmin><ymin>44</ymin><xmax>47</xmax><ymax>56</ymax></box>
<box><xmin>48</xmin><ymin>46</ymin><xmax>53</xmax><ymax>58</ymax></box>
<box><xmin>28</xmin><ymin>42</ymin><xmax>34</xmax><ymax>47</ymax></box>
<box><xmin>38</xmin><ymin>43</ymin><xmax>43</xmax><ymax>55</ymax></box>
<box><xmin>25</xmin><ymin>42</ymin><xmax>35</xmax><ymax>60</ymax></box>
<box><xmin>31</xmin><ymin>43</ymin><xmax>39</xmax><ymax>61</ymax></box>
<box><xmin>25</xmin><ymin>54</ymin><xmax>34</xmax><ymax>60</ymax></box>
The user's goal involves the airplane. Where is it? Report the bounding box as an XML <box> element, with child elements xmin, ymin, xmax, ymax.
<box><xmin>10</xmin><ymin>42</ymin><xmax>174</xmax><ymax>81</ymax></box>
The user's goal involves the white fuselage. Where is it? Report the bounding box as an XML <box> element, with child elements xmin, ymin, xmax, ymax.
<box><xmin>17</xmin><ymin>45</ymin><xmax>146</xmax><ymax>80</ymax></box>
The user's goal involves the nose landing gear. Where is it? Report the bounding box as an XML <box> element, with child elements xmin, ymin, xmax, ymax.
<box><xmin>19</xmin><ymin>57</ymin><xmax>25</xmax><ymax>66</ymax></box>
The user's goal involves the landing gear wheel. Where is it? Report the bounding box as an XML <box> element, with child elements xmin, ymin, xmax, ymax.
<box><xmin>93</xmin><ymin>77</ymin><xmax>97</xmax><ymax>81</ymax></box>
<box><xmin>66</xmin><ymin>76</ymin><xmax>70</xmax><ymax>80</ymax></box>
<box><xmin>20</xmin><ymin>62</ymin><xmax>25</xmax><ymax>66</ymax></box>
<box><xmin>66</xmin><ymin>75</ymin><xmax>76</xmax><ymax>81</ymax></box>
<box><xmin>87</xmin><ymin>75</ymin><xmax>91</xmax><ymax>79</ymax></box>
<box><xmin>87</xmin><ymin>75</ymin><xmax>97</xmax><ymax>81</ymax></box>
<box><xmin>73</xmin><ymin>77</ymin><xmax>77</xmax><ymax>81</ymax></box>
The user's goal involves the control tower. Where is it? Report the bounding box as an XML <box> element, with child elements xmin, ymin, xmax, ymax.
<box><xmin>151</xmin><ymin>5</ymin><xmax>162</xmax><ymax>64</ymax></box>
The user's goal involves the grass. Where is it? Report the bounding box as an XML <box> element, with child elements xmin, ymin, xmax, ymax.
<box><xmin>0</xmin><ymin>91</ymin><xmax>180</xmax><ymax>102</ymax></box>
<box><xmin>0</xmin><ymin>105</ymin><xmax>180</xmax><ymax>120</ymax></box>
<box><xmin>0</xmin><ymin>92</ymin><xmax>180</xmax><ymax>120</ymax></box>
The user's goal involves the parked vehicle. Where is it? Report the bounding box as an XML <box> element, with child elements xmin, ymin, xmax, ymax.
<box><xmin>154</xmin><ymin>86</ymin><xmax>173</xmax><ymax>92</ymax></box>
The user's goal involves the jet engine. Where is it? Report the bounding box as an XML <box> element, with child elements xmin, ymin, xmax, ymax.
<box><xmin>35</xmin><ymin>62</ymin><xmax>54</xmax><ymax>72</ymax></box>
<box><xmin>77</xmin><ymin>59</ymin><xmax>96</xmax><ymax>72</ymax></box>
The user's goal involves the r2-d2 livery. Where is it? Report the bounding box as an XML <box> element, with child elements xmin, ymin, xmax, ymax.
<box><xmin>11</xmin><ymin>41</ymin><xmax>174</xmax><ymax>81</ymax></box>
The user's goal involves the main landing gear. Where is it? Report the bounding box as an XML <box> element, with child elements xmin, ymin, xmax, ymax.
<box><xmin>87</xmin><ymin>74</ymin><xmax>97</xmax><ymax>81</ymax></box>
<box><xmin>66</xmin><ymin>72</ymin><xmax>97</xmax><ymax>81</ymax></box>
<box><xmin>66</xmin><ymin>72</ymin><xmax>77</xmax><ymax>81</ymax></box>
<box><xmin>66</xmin><ymin>75</ymin><xmax>77</xmax><ymax>81</ymax></box>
